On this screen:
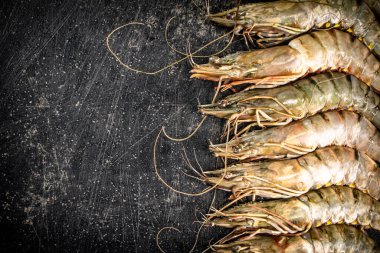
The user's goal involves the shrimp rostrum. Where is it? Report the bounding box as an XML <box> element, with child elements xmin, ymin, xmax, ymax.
<box><xmin>208</xmin><ymin>0</ymin><xmax>380</xmax><ymax>58</ymax></box>
<box><xmin>199</xmin><ymin>73</ymin><xmax>380</xmax><ymax>132</ymax></box>
<box><xmin>191</xmin><ymin>30</ymin><xmax>380</xmax><ymax>92</ymax></box>
<box><xmin>204</xmin><ymin>146</ymin><xmax>380</xmax><ymax>201</ymax></box>
<box><xmin>210</xmin><ymin>110</ymin><xmax>380</xmax><ymax>163</ymax></box>
<box><xmin>211</xmin><ymin>225</ymin><xmax>376</xmax><ymax>253</ymax></box>
<box><xmin>207</xmin><ymin>186</ymin><xmax>380</xmax><ymax>242</ymax></box>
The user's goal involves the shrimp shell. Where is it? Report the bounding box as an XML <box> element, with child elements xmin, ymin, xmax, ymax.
<box><xmin>204</xmin><ymin>146</ymin><xmax>380</xmax><ymax>200</ymax></box>
<box><xmin>208</xmin><ymin>186</ymin><xmax>380</xmax><ymax>242</ymax></box>
<box><xmin>191</xmin><ymin>30</ymin><xmax>380</xmax><ymax>92</ymax></box>
<box><xmin>210</xmin><ymin>110</ymin><xmax>380</xmax><ymax>162</ymax></box>
<box><xmin>212</xmin><ymin>224</ymin><xmax>376</xmax><ymax>253</ymax></box>
<box><xmin>208</xmin><ymin>0</ymin><xmax>380</xmax><ymax>57</ymax></box>
<box><xmin>199</xmin><ymin>72</ymin><xmax>380</xmax><ymax>130</ymax></box>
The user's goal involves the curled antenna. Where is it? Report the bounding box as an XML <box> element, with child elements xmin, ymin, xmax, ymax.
<box><xmin>156</xmin><ymin>227</ymin><xmax>181</xmax><ymax>253</ymax></box>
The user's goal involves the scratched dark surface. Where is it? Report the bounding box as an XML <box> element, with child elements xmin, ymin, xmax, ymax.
<box><xmin>0</xmin><ymin>0</ymin><xmax>247</xmax><ymax>252</ymax></box>
<box><xmin>1</xmin><ymin>0</ymin><xmax>380</xmax><ymax>252</ymax></box>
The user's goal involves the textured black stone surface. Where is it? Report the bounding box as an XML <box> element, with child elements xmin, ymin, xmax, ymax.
<box><xmin>1</xmin><ymin>0</ymin><xmax>379</xmax><ymax>252</ymax></box>
<box><xmin>0</xmin><ymin>0</ymin><xmax>243</xmax><ymax>252</ymax></box>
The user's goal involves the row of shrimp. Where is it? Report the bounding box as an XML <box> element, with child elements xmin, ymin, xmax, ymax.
<box><xmin>186</xmin><ymin>0</ymin><xmax>380</xmax><ymax>252</ymax></box>
<box><xmin>104</xmin><ymin>0</ymin><xmax>380</xmax><ymax>251</ymax></box>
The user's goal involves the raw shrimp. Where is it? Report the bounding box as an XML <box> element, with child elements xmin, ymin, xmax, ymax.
<box><xmin>211</xmin><ymin>224</ymin><xmax>376</xmax><ymax>253</ymax></box>
<box><xmin>210</xmin><ymin>110</ymin><xmax>380</xmax><ymax>162</ymax></box>
<box><xmin>204</xmin><ymin>146</ymin><xmax>380</xmax><ymax>200</ymax></box>
<box><xmin>208</xmin><ymin>0</ymin><xmax>380</xmax><ymax>58</ymax></box>
<box><xmin>207</xmin><ymin>186</ymin><xmax>380</xmax><ymax>242</ymax></box>
<box><xmin>199</xmin><ymin>73</ymin><xmax>380</xmax><ymax>132</ymax></box>
<box><xmin>191</xmin><ymin>30</ymin><xmax>380</xmax><ymax>92</ymax></box>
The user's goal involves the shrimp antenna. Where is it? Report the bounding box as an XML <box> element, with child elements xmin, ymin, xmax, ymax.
<box><xmin>191</xmin><ymin>0</ymin><xmax>202</xmax><ymax>12</ymax></box>
<box><xmin>156</xmin><ymin>193</ymin><xmax>216</xmax><ymax>253</ymax></box>
<box><xmin>107</xmin><ymin>21</ymin><xmax>234</xmax><ymax>75</ymax></box>
<box><xmin>208</xmin><ymin>190</ymin><xmax>253</xmax><ymax>219</ymax></box>
<box><xmin>154</xmin><ymin>117</ymin><xmax>229</xmax><ymax>197</ymax></box>
<box><xmin>235</xmin><ymin>0</ymin><xmax>241</xmax><ymax>21</ymax></box>
<box><xmin>164</xmin><ymin>16</ymin><xmax>235</xmax><ymax>58</ymax></box>
<box><xmin>186</xmin><ymin>40</ymin><xmax>194</xmax><ymax>67</ymax></box>
<box><xmin>181</xmin><ymin>146</ymin><xmax>204</xmax><ymax>178</ymax></box>
<box><xmin>161</xmin><ymin>53</ymin><xmax>233</xmax><ymax>143</ymax></box>
<box><xmin>211</xmin><ymin>76</ymin><xmax>226</xmax><ymax>104</ymax></box>
<box><xmin>206</xmin><ymin>0</ymin><xmax>210</xmax><ymax>17</ymax></box>
<box><xmin>153</xmin><ymin>127</ymin><xmax>228</xmax><ymax>196</ymax></box>
<box><xmin>181</xmin><ymin>170</ymin><xmax>204</xmax><ymax>182</ymax></box>
<box><xmin>194</xmin><ymin>206</ymin><xmax>207</xmax><ymax>223</ymax></box>
<box><xmin>208</xmin><ymin>189</ymin><xmax>217</xmax><ymax>213</ymax></box>
<box><xmin>186</xmin><ymin>39</ymin><xmax>198</xmax><ymax>68</ymax></box>
<box><xmin>162</xmin><ymin>116</ymin><xmax>208</xmax><ymax>142</ymax></box>
<box><xmin>156</xmin><ymin>227</ymin><xmax>181</xmax><ymax>253</ymax></box>
<box><xmin>201</xmin><ymin>237</ymin><xmax>221</xmax><ymax>253</ymax></box>
<box><xmin>193</xmin><ymin>147</ymin><xmax>206</xmax><ymax>176</ymax></box>
<box><xmin>189</xmin><ymin>223</ymin><xmax>205</xmax><ymax>253</ymax></box>
<box><xmin>190</xmin><ymin>188</ymin><xmax>216</xmax><ymax>253</ymax></box>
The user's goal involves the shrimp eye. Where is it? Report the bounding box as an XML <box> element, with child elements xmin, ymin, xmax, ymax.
<box><xmin>209</xmin><ymin>56</ymin><xmax>220</xmax><ymax>64</ymax></box>
<box><xmin>245</xmin><ymin>19</ymin><xmax>253</xmax><ymax>26</ymax></box>
<box><xmin>218</xmin><ymin>99</ymin><xmax>228</xmax><ymax>107</ymax></box>
<box><xmin>225</xmin><ymin>172</ymin><xmax>234</xmax><ymax>179</ymax></box>
<box><xmin>232</xmin><ymin>145</ymin><xmax>241</xmax><ymax>153</ymax></box>
<box><xmin>226</xmin><ymin>13</ymin><xmax>235</xmax><ymax>20</ymax></box>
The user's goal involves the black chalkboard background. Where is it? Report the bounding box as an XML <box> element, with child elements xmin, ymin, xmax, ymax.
<box><xmin>1</xmin><ymin>0</ymin><xmax>379</xmax><ymax>252</ymax></box>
